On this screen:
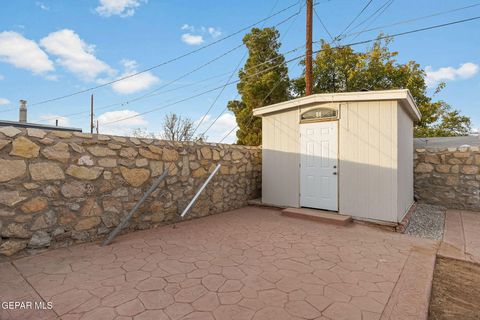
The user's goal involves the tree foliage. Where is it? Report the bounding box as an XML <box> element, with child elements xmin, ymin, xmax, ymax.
<box><xmin>292</xmin><ymin>38</ymin><xmax>471</xmax><ymax>137</ymax></box>
<box><xmin>227</xmin><ymin>27</ymin><xmax>290</xmax><ymax>145</ymax></box>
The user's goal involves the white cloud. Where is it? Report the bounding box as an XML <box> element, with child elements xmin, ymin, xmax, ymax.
<box><xmin>111</xmin><ymin>59</ymin><xmax>159</xmax><ymax>94</ymax></box>
<box><xmin>180</xmin><ymin>25</ymin><xmax>222</xmax><ymax>45</ymax></box>
<box><xmin>181</xmin><ymin>33</ymin><xmax>204</xmax><ymax>46</ymax></box>
<box><xmin>208</xmin><ymin>27</ymin><xmax>222</xmax><ymax>38</ymax></box>
<box><xmin>36</xmin><ymin>1</ymin><xmax>49</xmax><ymax>11</ymax></box>
<box><xmin>40</xmin><ymin>29</ymin><xmax>113</xmax><ymax>82</ymax></box>
<box><xmin>0</xmin><ymin>31</ymin><xmax>54</xmax><ymax>74</ymax></box>
<box><xmin>0</xmin><ymin>98</ymin><xmax>10</xmax><ymax>106</ymax></box>
<box><xmin>97</xmin><ymin>109</ymin><xmax>147</xmax><ymax>135</ymax></box>
<box><xmin>96</xmin><ymin>0</ymin><xmax>146</xmax><ymax>17</ymax></box>
<box><xmin>194</xmin><ymin>112</ymin><xmax>236</xmax><ymax>143</ymax></box>
<box><xmin>38</xmin><ymin>114</ymin><xmax>71</xmax><ymax>127</ymax></box>
<box><xmin>425</xmin><ymin>62</ymin><xmax>479</xmax><ymax>87</ymax></box>
<box><xmin>181</xmin><ymin>24</ymin><xmax>195</xmax><ymax>32</ymax></box>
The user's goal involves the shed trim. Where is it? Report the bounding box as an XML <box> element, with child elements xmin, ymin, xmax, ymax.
<box><xmin>253</xmin><ymin>89</ymin><xmax>421</xmax><ymax>121</ymax></box>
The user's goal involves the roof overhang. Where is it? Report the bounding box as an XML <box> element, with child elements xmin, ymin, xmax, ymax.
<box><xmin>0</xmin><ymin>120</ymin><xmax>82</xmax><ymax>132</ymax></box>
<box><xmin>253</xmin><ymin>89</ymin><xmax>421</xmax><ymax>121</ymax></box>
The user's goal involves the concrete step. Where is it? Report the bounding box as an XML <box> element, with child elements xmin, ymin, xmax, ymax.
<box><xmin>281</xmin><ymin>207</ymin><xmax>352</xmax><ymax>226</ymax></box>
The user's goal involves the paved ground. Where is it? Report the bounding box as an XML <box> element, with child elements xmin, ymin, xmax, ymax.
<box><xmin>438</xmin><ymin>209</ymin><xmax>480</xmax><ymax>264</ymax></box>
<box><xmin>1</xmin><ymin>206</ymin><xmax>437</xmax><ymax>320</ymax></box>
<box><xmin>431</xmin><ymin>209</ymin><xmax>480</xmax><ymax>319</ymax></box>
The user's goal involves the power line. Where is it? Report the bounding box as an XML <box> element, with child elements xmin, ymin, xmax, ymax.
<box><xmin>218</xmin><ymin>78</ymin><xmax>285</xmax><ymax>143</ymax></box>
<box><xmin>190</xmin><ymin>0</ymin><xmax>289</xmax><ymax>137</ymax></box>
<box><xmin>101</xmin><ymin>49</ymin><xmax>307</xmax><ymax>127</ymax></box>
<box><xmin>335</xmin><ymin>0</ymin><xmax>375</xmax><ymax>41</ymax></box>
<box><xmin>33</xmin><ymin>66</ymin><xmax>249</xmax><ymax>122</ymax></box>
<box><xmin>34</xmin><ymin>43</ymin><xmax>304</xmax><ymax>125</ymax></box>
<box><xmin>349</xmin><ymin>0</ymin><xmax>395</xmax><ymax>41</ymax></box>
<box><xmin>191</xmin><ymin>56</ymin><xmax>247</xmax><ymax>138</ymax></box>
<box><xmin>220</xmin><ymin>15</ymin><xmax>480</xmax><ymax>143</ymax></box>
<box><xmin>195</xmin><ymin>0</ymin><xmax>305</xmax><ymax>138</ymax></box>
<box><xmin>27</xmin><ymin>1</ymin><xmax>303</xmax><ymax>107</ymax></box>
<box><xmin>35</xmin><ymin>0</ymin><xmax>480</xmax><ymax>124</ymax></box>
<box><xmin>104</xmin><ymin>15</ymin><xmax>480</xmax><ymax>128</ymax></box>
<box><xmin>29</xmin><ymin>5</ymin><xmax>304</xmax><ymax>124</ymax></box>
<box><xmin>346</xmin><ymin>2</ymin><xmax>480</xmax><ymax>38</ymax></box>
<box><xmin>313</xmin><ymin>7</ymin><xmax>335</xmax><ymax>42</ymax></box>
<box><xmin>348</xmin><ymin>0</ymin><xmax>394</xmax><ymax>34</ymax></box>
<box><xmin>29</xmin><ymin>14</ymin><xmax>480</xmax><ymax>139</ymax></box>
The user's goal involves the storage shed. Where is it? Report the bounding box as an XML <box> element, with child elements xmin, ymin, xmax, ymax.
<box><xmin>253</xmin><ymin>89</ymin><xmax>421</xmax><ymax>224</ymax></box>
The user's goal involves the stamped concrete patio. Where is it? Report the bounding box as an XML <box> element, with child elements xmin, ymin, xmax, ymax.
<box><xmin>0</xmin><ymin>206</ymin><xmax>437</xmax><ymax>320</ymax></box>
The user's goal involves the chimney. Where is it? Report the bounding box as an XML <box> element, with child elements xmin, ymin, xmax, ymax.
<box><xmin>19</xmin><ymin>100</ymin><xmax>27</xmax><ymax>123</ymax></box>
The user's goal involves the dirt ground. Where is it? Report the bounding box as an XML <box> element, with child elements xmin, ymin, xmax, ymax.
<box><xmin>429</xmin><ymin>257</ymin><xmax>480</xmax><ymax>320</ymax></box>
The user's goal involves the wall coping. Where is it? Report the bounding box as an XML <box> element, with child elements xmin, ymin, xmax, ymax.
<box><xmin>415</xmin><ymin>146</ymin><xmax>479</xmax><ymax>153</ymax></box>
<box><xmin>0</xmin><ymin>126</ymin><xmax>261</xmax><ymax>150</ymax></box>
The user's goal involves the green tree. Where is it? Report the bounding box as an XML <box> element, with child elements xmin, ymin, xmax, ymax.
<box><xmin>227</xmin><ymin>27</ymin><xmax>290</xmax><ymax>145</ymax></box>
<box><xmin>292</xmin><ymin>37</ymin><xmax>471</xmax><ymax>137</ymax></box>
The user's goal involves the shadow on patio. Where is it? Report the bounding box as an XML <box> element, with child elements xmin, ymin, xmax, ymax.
<box><xmin>0</xmin><ymin>206</ymin><xmax>437</xmax><ymax>320</ymax></box>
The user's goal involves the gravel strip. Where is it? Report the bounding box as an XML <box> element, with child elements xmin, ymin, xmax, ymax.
<box><xmin>404</xmin><ymin>204</ymin><xmax>446</xmax><ymax>241</ymax></box>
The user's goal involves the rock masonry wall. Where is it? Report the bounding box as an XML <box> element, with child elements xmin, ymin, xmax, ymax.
<box><xmin>0</xmin><ymin>127</ymin><xmax>261</xmax><ymax>256</ymax></box>
<box><xmin>414</xmin><ymin>146</ymin><xmax>480</xmax><ymax>210</ymax></box>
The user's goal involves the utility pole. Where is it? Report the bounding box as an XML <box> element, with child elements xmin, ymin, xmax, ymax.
<box><xmin>96</xmin><ymin>120</ymin><xmax>99</xmax><ymax>134</ymax></box>
<box><xmin>90</xmin><ymin>94</ymin><xmax>94</xmax><ymax>134</ymax></box>
<box><xmin>305</xmin><ymin>0</ymin><xmax>313</xmax><ymax>96</ymax></box>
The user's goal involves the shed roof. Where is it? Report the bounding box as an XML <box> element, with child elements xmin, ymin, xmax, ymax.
<box><xmin>253</xmin><ymin>89</ymin><xmax>421</xmax><ymax>121</ymax></box>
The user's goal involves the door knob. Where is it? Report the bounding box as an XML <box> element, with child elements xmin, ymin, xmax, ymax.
<box><xmin>333</xmin><ymin>172</ymin><xmax>337</xmax><ymax>175</ymax></box>
<box><xmin>333</xmin><ymin>165</ymin><xmax>337</xmax><ymax>169</ymax></box>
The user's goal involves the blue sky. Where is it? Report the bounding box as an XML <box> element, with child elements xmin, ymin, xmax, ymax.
<box><xmin>0</xmin><ymin>0</ymin><xmax>479</xmax><ymax>142</ymax></box>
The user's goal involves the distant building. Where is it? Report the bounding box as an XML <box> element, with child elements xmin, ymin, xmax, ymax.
<box><xmin>0</xmin><ymin>100</ymin><xmax>82</xmax><ymax>132</ymax></box>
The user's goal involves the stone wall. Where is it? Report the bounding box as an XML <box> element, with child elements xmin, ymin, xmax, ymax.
<box><xmin>0</xmin><ymin>126</ymin><xmax>261</xmax><ymax>256</ymax></box>
<box><xmin>414</xmin><ymin>146</ymin><xmax>479</xmax><ymax>210</ymax></box>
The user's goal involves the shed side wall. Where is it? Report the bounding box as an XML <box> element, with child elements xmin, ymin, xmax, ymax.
<box><xmin>339</xmin><ymin>101</ymin><xmax>398</xmax><ymax>222</ymax></box>
<box><xmin>262</xmin><ymin>108</ymin><xmax>300</xmax><ymax>207</ymax></box>
<box><xmin>397</xmin><ymin>103</ymin><xmax>414</xmax><ymax>221</ymax></box>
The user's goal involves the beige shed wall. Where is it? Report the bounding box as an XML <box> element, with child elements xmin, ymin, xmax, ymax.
<box><xmin>338</xmin><ymin>101</ymin><xmax>398</xmax><ymax>222</ymax></box>
<box><xmin>397</xmin><ymin>103</ymin><xmax>415</xmax><ymax>221</ymax></box>
<box><xmin>262</xmin><ymin>108</ymin><xmax>300</xmax><ymax>207</ymax></box>
<box><xmin>261</xmin><ymin>99</ymin><xmax>413</xmax><ymax>223</ymax></box>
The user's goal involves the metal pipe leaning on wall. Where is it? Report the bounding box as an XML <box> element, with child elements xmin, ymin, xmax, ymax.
<box><xmin>181</xmin><ymin>164</ymin><xmax>222</xmax><ymax>219</ymax></box>
<box><xmin>102</xmin><ymin>169</ymin><xmax>169</xmax><ymax>246</ymax></box>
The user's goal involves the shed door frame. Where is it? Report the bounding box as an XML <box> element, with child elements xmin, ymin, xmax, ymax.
<box><xmin>300</xmin><ymin>120</ymin><xmax>339</xmax><ymax>211</ymax></box>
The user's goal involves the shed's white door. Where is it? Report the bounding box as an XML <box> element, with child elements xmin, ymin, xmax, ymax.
<box><xmin>300</xmin><ymin>121</ymin><xmax>338</xmax><ymax>211</ymax></box>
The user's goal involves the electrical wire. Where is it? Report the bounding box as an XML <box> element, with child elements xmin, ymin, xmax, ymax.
<box><xmin>220</xmin><ymin>15</ymin><xmax>480</xmax><ymax>143</ymax></box>
<box><xmin>104</xmin><ymin>15</ymin><xmax>480</xmax><ymax>128</ymax></box>
<box><xmin>27</xmin><ymin>1</ymin><xmax>303</xmax><ymax>107</ymax></box>
<box><xmin>218</xmin><ymin>78</ymin><xmax>285</xmax><ymax>143</ymax></box>
<box><xmin>34</xmin><ymin>0</ymin><xmax>480</xmax><ymax>123</ymax></box>
<box><xmin>190</xmin><ymin>0</ymin><xmax>286</xmax><ymax>137</ymax></box>
<box><xmin>334</xmin><ymin>0</ymin><xmax>375</xmax><ymax>41</ymax></box>
<box><xmin>349</xmin><ymin>0</ymin><xmax>394</xmax><ymax>41</ymax></box>
<box><xmin>101</xmin><ymin>50</ymin><xmax>307</xmax><ymax>126</ymax></box>
<box><xmin>28</xmin><ymin>4</ymin><xmax>304</xmax><ymax>124</ymax></box>
<box><xmin>33</xmin><ymin>42</ymin><xmax>305</xmax><ymax>125</ymax></box>
<box><xmin>194</xmin><ymin>0</ymin><xmax>305</xmax><ymax>139</ymax></box>
<box><xmin>313</xmin><ymin>7</ymin><xmax>335</xmax><ymax>43</ymax></box>
<box><xmin>345</xmin><ymin>2</ymin><xmax>480</xmax><ymax>38</ymax></box>
<box><xmin>347</xmin><ymin>0</ymin><xmax>394</xmax><ymax>34</ymax></box>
